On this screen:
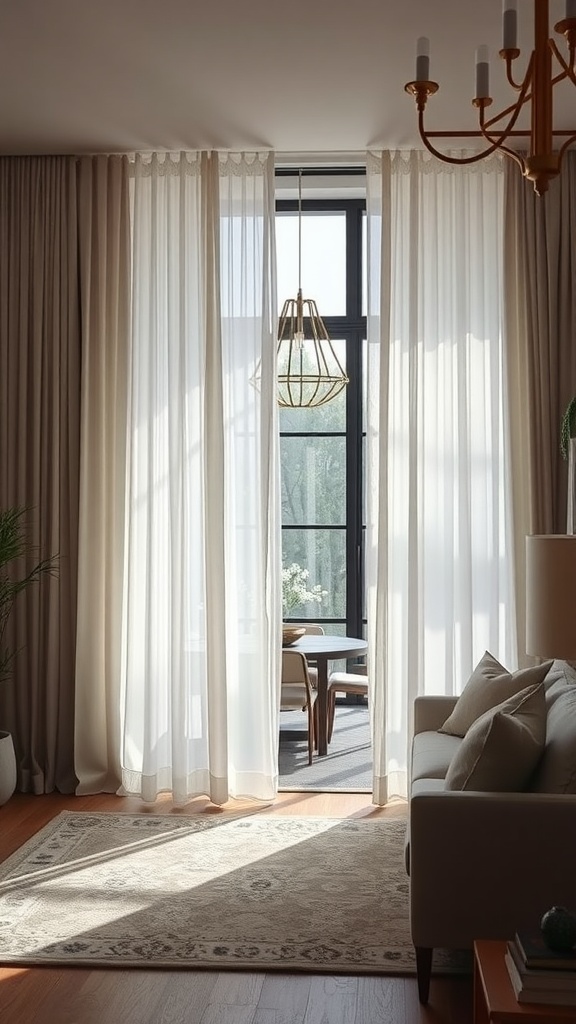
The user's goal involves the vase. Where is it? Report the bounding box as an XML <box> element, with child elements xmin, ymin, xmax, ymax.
<box><xmin>0</xmin><ymin>731</ymin><xmax>17</xmax><ymax>806</ymax></box>
<box><xmin>541</xmin><ymin>906</ymin><xmax>576</xmax><ymax>952</ymax></box>
<box><xmin>568</xmin><ymin>438</ymin><xmax>576</xmax><ymax>533</ymax></box>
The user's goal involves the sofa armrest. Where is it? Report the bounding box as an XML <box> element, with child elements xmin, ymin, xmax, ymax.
<box><xmin>409</xmin><ymin>789</ymin><xmax>576</xmax><ymax>949</ymax></box>
<box><xmin>413</xmin><ymin>695</ymin><xmax>458</xmax><ymax>734</ymax></box>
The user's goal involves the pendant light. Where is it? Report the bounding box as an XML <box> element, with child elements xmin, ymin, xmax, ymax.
<box><xmin>277</xmin><ymin>170</ymin><xmax>349</xmax><ymax>408</ymax></box>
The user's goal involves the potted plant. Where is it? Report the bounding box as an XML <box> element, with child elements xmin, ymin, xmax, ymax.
<box><xmin>0</xmin><ymin>507</ymin><xmax>59</xmax><ymax>805</ymax></box>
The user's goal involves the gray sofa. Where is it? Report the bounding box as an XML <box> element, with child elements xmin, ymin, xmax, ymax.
<box><xmin>406</xmin><ymin>657</ymin><xmax>576</xmax><ymax>1004</ymax></box>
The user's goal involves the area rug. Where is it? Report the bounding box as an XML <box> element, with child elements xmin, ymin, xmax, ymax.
<box><xmin>279</xmin><ymin>705</ymin><xmax>372</xmax><ymax>792</ymax></box>
<box><xmin>0</xmin><ymin>810</ymin><xmax>469</xmax><ymax>974</ymax></box>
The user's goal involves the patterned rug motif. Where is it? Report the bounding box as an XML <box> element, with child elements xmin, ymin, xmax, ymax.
<box><xmin>0</xmin><ymin>810</ymin><xmax>468</xmax><ymax>974</ymax></box>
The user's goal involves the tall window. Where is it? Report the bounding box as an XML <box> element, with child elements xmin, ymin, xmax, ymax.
<box><xmin>277</xmin><ymin>194</ymin><xmax>366</xmax><ymax>638</ymax></box>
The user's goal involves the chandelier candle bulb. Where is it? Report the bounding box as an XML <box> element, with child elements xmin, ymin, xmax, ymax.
<box><xmin>416</xmin><ymin>37</ymin><xmax>430</xmax><ymax>82</ymax></box>
<box><xmin>503</xmin><ymin>0</ymin><xmax>517</xmax><ymax>49</ymax></box>
<box><xmin>475</xmin><ymin>46</ymin><xmax>490</xmax><ymax>98</ymax></box>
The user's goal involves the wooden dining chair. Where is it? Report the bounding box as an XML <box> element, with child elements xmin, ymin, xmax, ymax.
<box><xmin>326</xmin><ymin>664</ymin><xmax>368</xmax><ymax>743</ymax></box>
<box><xmin>280</xmin><ymin>650</ymin><xmax>318</xmax><ymax>765</ymax></box>
<box><xmin>286</xmin><ymin>623</ymin><xmax>324</xmax><ymax>686</ymax></box>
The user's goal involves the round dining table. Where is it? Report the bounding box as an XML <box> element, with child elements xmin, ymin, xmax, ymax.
<box><xmin>286</xmin><ymin>634</ymin><xmax>368</xmax><ymax>756</ymax></box>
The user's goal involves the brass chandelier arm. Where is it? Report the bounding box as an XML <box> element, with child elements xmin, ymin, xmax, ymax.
<box><xmin>478</xmin><ymin>132</ymin><xmax>525</xmax><ymax>174</ymax></box>
<box><xmin>501</xmin><ymin>49</ymin><xmax>525</xmax><ymax>91</ymax></box>
<box><xmin>488</xmin><ymin>71</ymin><xmax>571</xmax><ymax>129</ymax></box>
<box><xmin>557</xmin><ymin>131</ymin><xmax>576</xmax><ymax>161</ymax></box>
<box><xmin>489</xmin><ymin>53</ymin><xmax>535</xmax><ymax>123</ymax></box>
<box><xmin>549</xmin><ymin>36</ymin><xmax>576</xmax><ymax>85</ymax></box>
<box><xmin>476</xmin><ymin>76</ymin><xmax>533</xmax><ymax>174</ymax></box>
<box><xmin>416</xmin><ymin>98</ymin><xmax>525</xmax><ymax>166</ymax></box>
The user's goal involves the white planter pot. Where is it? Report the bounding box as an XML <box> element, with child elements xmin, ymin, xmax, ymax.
<box><xmin>0</xmin><ymin>731</ymin><xmax>17</xmax><ymax>805</ymax></box>
<box><xmin>568</xmin><ymin>437</ymin><xmax>576</xmax><ymax>533</ymax></box>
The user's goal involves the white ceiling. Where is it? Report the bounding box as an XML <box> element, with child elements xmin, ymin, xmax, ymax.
<box><xmin>0</xmin><ymin>0</ymin><xmax>573</xmax><ymax>158</ymax></box>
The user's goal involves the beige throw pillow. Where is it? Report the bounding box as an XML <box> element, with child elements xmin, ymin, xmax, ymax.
<box><xmin>444</xmin><ymin>683</ymin><xmax>547</xmax><ymax>792</ymax></box>
<box><xmin>439</xmin><ymin>651</ymin><xmax>553</xmax><ymax>738</ymax></box>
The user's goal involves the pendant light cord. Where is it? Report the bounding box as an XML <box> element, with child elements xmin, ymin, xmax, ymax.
<box><xmin>298</xmin><ymin>168</ymin><xmax>302</xmax><ymax>292</ymax></box>
<box><xmin>275</xmin><ymin>165</ymin><xmax>349</xmax><ymax>406</ymax></box>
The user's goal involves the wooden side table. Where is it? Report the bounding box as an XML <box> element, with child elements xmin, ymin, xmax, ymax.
<box><xmin>474</xmin><ymin>940</ymin><xmax>576</xmax><ymax>1023</ymax></box>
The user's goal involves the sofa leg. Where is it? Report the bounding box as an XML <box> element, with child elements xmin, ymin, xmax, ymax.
<box><xmin>415</xmin><ymin>946</ymin><xmax>433</xmax><ymax>1004</ymax></box>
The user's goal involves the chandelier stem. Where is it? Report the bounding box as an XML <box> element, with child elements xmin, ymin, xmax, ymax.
<box><xmin>532</xmin><ymin>0</ymin><xmax>553</xmax><ymax>158</ymax></box>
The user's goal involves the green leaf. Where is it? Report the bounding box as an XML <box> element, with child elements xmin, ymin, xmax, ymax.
<box><xmin>0</xmin><ymin>506</ymin><xmax>59</xmax><ymax>686</ymax></box>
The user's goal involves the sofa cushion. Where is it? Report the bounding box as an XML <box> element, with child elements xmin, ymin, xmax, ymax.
<box><xmin>404</xmin><ymin>778</ymin><xmax>446</xmax><ymax>874</ymax></box>
<box><xmin>543</xmin><ymin>661</ymin><xmax>576</xmax><ymax>711</ymax></box>
<box><xmin>544</xmin><ymin>659</ymin><xmax>576</xmax><ymax>692</ymax></box>
<box><xmin>444</xmin><ymin>682</ymin><xmax>547</xmax><ymax>792</ymax></box>
<box><xmin>530</xmin><ymin>685</ymin><xmax>576</xmax><ymax>793</ymax></box>
<box><xmin>411</xmin><ymin>730</ymin><xmax>462</xmax><ymax>783</ymax></box>
<box><xmin>439</xmin><ymin>651</ymin><xmax>553</xmax><ymax>738</ymax></box>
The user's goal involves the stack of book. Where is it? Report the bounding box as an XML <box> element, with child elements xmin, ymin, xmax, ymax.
<box><xmin>505</xmin><ymin>931</ymin><xmax>576</xmax><ymax>1005</ymax></box>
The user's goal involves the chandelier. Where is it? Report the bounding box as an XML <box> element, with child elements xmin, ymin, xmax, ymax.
<box><xmin>404</xmin><ymin>0</ymin><xmax>576</xmax><ymax>197</ymax></box>
<box><xmin>277</xmin><ymin>170</ymin><xmax>348</xmax><ymax>408</ymax></box>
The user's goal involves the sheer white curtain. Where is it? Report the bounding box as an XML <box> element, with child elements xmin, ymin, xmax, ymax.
<box><xmin>122</xmin><ymin>151</ymin><xmax>281</xmax><ymax>805</ymax></box>
<box><xmin>366</xmin><ymin>150</ymin><xmax>516</xmax><ymax>803</ymax></box>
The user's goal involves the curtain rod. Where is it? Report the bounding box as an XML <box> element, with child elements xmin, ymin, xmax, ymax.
<box><xmin>275</xmin><ymin>167</ymin><xmax>366</xmax><ymax>178</ymax></box>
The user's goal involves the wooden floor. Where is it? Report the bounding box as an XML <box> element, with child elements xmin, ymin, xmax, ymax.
<box><xmin>0</xmin><ymin>791</ymin><xmax>473</xmax><ymax>1024</ymax></box>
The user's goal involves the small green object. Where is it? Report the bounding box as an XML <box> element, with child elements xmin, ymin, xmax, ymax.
<box><xmin>541</xmin><ymin>906</ymin><xmax>576</xmax><ymax>952</ymax></box>
<box><xmin>560</xmin><ymin>398</ymin><xmax>576</xmax><ymax>460</ymax></box>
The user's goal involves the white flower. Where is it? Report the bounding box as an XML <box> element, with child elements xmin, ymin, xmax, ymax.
<box><xmin>282</xmin><ymin>562</ymin><xmax>327</xmax><ymax>616</ymax></box>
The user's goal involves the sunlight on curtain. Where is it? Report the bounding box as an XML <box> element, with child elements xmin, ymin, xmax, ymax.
<box><xmin>366</xmin><ymin>150</ymin><xmax>516</xmax><ymax>803</ymax></box>
<box><xmin>122</xmin><ymin>152</ymin><xmax>280</xmax><ymax>805</ymax></box>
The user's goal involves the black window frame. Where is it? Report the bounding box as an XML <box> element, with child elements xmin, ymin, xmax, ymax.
<box><xmin>276</xmin><ymin>194</ymin><xmax>367</xmax><ymax>640</ymax></box>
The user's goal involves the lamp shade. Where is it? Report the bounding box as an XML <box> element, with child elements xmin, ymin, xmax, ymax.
<box><xmin>526</xmin><ymin>534</ymin><xmax>576</xmax><ymax>660</ymax></box>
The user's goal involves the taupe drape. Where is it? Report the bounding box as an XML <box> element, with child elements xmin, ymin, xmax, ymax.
<box><xmin>0</xmin><ymin>157</ymin><xmax>80</xmax><ymax>793</ymax></box>
<box><xmin>504</xmin><ymin>153</ymin><xmax>576</xmax><ymax>662</ymax></box>
<box><xmin>74</xmin><ymin>156</ymin><xmax>130</xmax><ymax>794</ymax></box>
<box><xmin>0</xmin><ymin>154</ymin><xmax>131</xmax><ymax>795</ymax></box>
